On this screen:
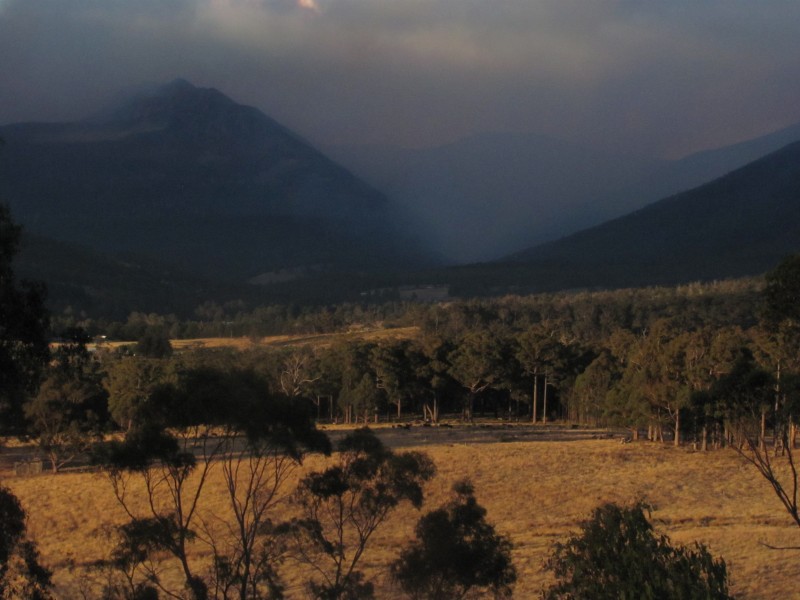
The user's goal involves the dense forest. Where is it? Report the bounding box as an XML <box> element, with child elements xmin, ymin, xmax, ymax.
<box><xmin>34</xmin><ymin>267</ymin><xmax>797</xmax><ymax>452</ymax></box>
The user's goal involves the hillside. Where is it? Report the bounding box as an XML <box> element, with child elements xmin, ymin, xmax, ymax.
<box><xmin>13</xmin><ymin>233</ymin><xmax>266</xmax><ymax>320</ymax></box>
<box><xmin>491</xmin><ymin>141</ymin><xmax>800</xmax><ymax>292</ymax></box>
<box><xmin>0</xmin><ymin>79</ymin><xmax>429</xmax><ymax>283</ymax></box>
<box><xmin>328</xmin><ymin>132</ymin><xmax>662</xmax><ymax>262</ymax></box>
<box><xmin>330</xmin><ymin>121</ymin><xmax>800</xmax><ymax>264</ymax></box>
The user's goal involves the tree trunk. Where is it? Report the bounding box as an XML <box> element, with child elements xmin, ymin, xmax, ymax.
<box><xmin>674</xmin><ymin>409</ymin><xmax>680</xmax><ymax>448</ymax></box>
<box><xmin>49</xmin><ymin>453</ymin><xmax>59</xmax><ymax>474</ymax></box>
<box><xmin>531</xmin><ymin>375</ymin><xmax>538</xmax><ymax>423</ymax></box>
<box><xmin>701</xmin><ymin>424</ymin><xmax>708</xmax><ymax>452</ymax></box>
<box><xmin>542</xmin><ymin>377</ymin><xmax>548</xmax><ymax>425</ymax></box>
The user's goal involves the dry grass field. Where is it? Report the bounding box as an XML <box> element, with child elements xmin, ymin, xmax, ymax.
<box><xmin>86</xmin><ymin>326</ymin><xmax>421</xmax><ymax>354</ymax></box>
<box><xmin>7</xmin><ymin>434</ymin><xmax>800</xmax><ymax>599</ymax></box>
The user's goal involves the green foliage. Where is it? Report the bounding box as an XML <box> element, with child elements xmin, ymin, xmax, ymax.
<box><xmin>102</xmin><ymin>357</ymin><xmax>178</xmax><ymax>430</ymax></box>
<box><xmin>544</xmin><ymin>502</ymin><xmax>732</xmax><ymax>600</ymax></box>
<box><xmin>24</xmin><ymin>328</ymin><xmax>108</xmax><ymax>472</ymax></box>
<box><xmin>704</xmin><ymin>349</ymin><xmax>774</xmax><ymax>432</ymax></box>
<box><xmin>391</xmin><ymin>479</ymin><xmax>516</xmax><ymax>600</ymax></box>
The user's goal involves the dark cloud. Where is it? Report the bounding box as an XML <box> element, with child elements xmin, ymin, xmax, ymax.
<box><xmin>1</xmin><ymin>0</ymin><xmax>800</xmax><ymax>157</ymax></box>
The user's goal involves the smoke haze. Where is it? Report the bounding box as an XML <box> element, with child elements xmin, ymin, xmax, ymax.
<box><xmin>1</xmin><ymin>0</ymin><xmax>800</xmax><ymax>158</ymax></box>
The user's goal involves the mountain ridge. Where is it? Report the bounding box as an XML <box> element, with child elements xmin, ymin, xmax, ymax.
<box><xmin>493</xmin><ymin>140</ymin><xmax>800</xmax><ymax>291</ymax></box>
<box><xmin>0</xmin><ymin>79</ymin><xmax>429</xmax><ymax>283</ymax></box>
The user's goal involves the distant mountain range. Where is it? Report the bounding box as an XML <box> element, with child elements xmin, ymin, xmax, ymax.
<box><xmin>329</xmin><ymin>120</ymin><xmax>800</xmax><ymax>264</ymax></box>
<box><xmin>3</xmin><ymin>78</ymin><xmax>800</xmax><ymax>316</ymax></box>
<box><xmin>327</xmin><ymin>133</ymin><xmax>661</xmax><ymax>263</ymax></box>
<box><xmin>468</xmin><ymin>141</ymin><xmax>800</xmax><ymax>293</ymax></box>
<box><xmin>0</xmin><ymin>79</ymin><xmax>429</xmax><ymax>285</ymax></box>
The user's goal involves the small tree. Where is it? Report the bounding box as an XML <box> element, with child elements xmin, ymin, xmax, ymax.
<box><xmin>544</xmin><ymin>501</ymin><xmax>732</xmax><ymax>600</ymax></box>
<box><xmin>95</xmin><ymin>367</ymin><xmax>331</xmax><ymax>600</ymax></box>
<box><xmin>286</xmin><ymin>428</ymin><xmax>436</xmax><ymax>599</ymax></box>
<box><xmin>391</xmin><ymin>479</ymin><xmax>516</xmax><ymax>600</ymax></box>
<box><xmin>24</xmin><ymin>329</ymin><xmax>107</xmax><ymax>473</ymax></box>
<box><xmin>103</xmin><ymin>357</ymin><xmax>177</xmax><ymax>431</ymax></box>
<box><xmin>135</xmin><ymin>330</ymin><xmax>173</xmax><ymax>359</ymax></box>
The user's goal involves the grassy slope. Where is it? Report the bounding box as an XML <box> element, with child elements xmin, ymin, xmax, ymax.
<box><xmin>7</xmin><ymin>438</ymin><xmax>799</xmax><ymax>599</ymax></box>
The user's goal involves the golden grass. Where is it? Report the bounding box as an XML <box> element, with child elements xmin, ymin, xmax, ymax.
<box><xmin>81</xmin><ymin>326</ymin><xmax>421</xmax><ymax>354</ymax></box>
<box><xmin>8</xmin><ymin>439</ymin><xmax>800</xmax><ymax>599</ymax></box>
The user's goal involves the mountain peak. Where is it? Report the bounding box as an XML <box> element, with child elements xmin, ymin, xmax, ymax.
<box><xmin>99</xmin><ymin>78</ymin><xmax>237</xmax><ymax>130</ymax></box>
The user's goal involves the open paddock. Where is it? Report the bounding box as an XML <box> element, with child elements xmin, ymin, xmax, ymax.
<box><xmin>6</xmin><ymin>433</ymin><xmax>799</xmax><ymax>598</ymax></box>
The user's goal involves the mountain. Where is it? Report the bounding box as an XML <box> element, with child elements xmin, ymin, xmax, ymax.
<box><xmin>327</xmin><ymin>133</ymin><xmax>662</xmax><ymax>263</ymax></box>
<box><xmin>329</xmin><ymin>121</ymin><xmax>800</xmax><ymax>264</ymax></box>
<box><xmin>0</xmin><ymin>79</ymin><xmax>429</xmax><ymax>283</ymax></box>
<box><xmin>600</xmin><ymin>119</ymin><xmax>800</xmax><ymax>219</ymax></box>
<box><xmin>14</xmin><ymin>233</ymin><xmax>258</xmax><ymax>320</ymax></box>
<box><xmin>491</xmin><ymin>141</ymin><xmax>800</xmax><ymax>292</ymax></box>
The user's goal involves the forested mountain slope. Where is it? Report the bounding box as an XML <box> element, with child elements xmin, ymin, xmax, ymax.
<box><xmin>441</xmin><ymin>142</ymin><xmax>800</xmax><ymax>295</ymax></box>
<box><xmin>0</xmin><ymin>79</ymin><xmax>428</xmax><ymax>282</ymax></box>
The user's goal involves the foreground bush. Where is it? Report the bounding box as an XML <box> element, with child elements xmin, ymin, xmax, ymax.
<box><xmin>391</xmin><ymin>479</ymin><xmax>516</xmax><ymax>599</ymax></box>
<box><xmin>544</xmin><ymin>501</ymin><xmax>732</xmax><ymax>600</ymax></box>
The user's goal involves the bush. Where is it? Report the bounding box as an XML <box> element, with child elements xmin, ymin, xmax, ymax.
<box><xmin>544</xmin><ymin>501</ymin><xmax>732</xmax><ymax>600</ymax></box>
<box><xmin>391</xmin><ymin>479</ymin><xmax>516</xmax><ymax>599</ymax></box>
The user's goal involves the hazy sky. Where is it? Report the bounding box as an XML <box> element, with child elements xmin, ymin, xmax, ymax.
<box><xmin>2</xmin><ymin>0</ymin><xmax>800</xmax><ymax>158</ymax></box>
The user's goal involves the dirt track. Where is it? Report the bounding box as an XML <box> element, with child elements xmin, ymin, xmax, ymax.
<box><xmin>1</xmin><ymin>423</ymin><xmax>625</xmax><ymax>476</ymax></box>
<box><xmin>321</xmin><ymin>423</ymin><xmax>625</xmax><ymax>449</ymax></box>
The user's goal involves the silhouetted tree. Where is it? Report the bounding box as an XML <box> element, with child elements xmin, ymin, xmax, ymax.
<box><xmin>0</xmin><ymin>203</ymin><xmax>49</xmax><ymax>433</ymax></box>
<box><xmin>391</xmin><ymin>479</ymin><xmax>516</xmax><ymax>600</ymax></box>
<box><xmin>95</xmin><ymin>367</ymin><xmax>331</xmax><ymax>600</ymax></box>
<box><xmin>24</xmin><ymin>328</ymin><xmax>108</xmax><ymax>472</ymax></box>
<box><xmin>135</xmin><ymin>330</ymin><xmax>173</xmax><ymax>359</ymax></box>
<box><xmin>286</xmin><ymin>428</ymin><xmax>436</xmax><ymax>599</ymax></box>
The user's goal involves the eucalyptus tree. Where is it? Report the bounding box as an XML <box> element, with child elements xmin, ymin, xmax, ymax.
<box><xmin>370</xmin><ymin>340</ymin><xmax>429</xmax><ymax>420</ymax></box>
<box><xmin>418</xmin><ymin>334</ymin><xmax>457</xmax><ymax>423</ymax></box>
<box><xmin>285</xmin><ymin>428</ymin><xmax>435</xmax><ymax>600</ymax></box>
<box><xmin>102</xmin><ymin>356</ymin><xmax>179</xmax><ymax>431</ymax></box>
<box><xmin>95</xmin><ymin>366</ymin><xmax>331</xmax><ymax>600</ymax></box>
<box><xmin>544</xmin><ymin>502</ymin><xmax>732</xmax><ymax>600</ymax></box>
<box><xmin>514</xmin><ymin>328</ymin><xmax>572</xmax><ymax>424</ymax></box>
<box><xmin>316</xmin><ymin>342</ymin><xmax>377</xmax><ymax>424</ymax></box>
<box><xmin>571</xmin><ymin>350</ymin><xmax>620</xmax><ymax>427</ymax></box>
<box><xmin>391</xmin><ymin>480</ymin><xmax>516</xmax><ymax>600</ymax></box>
<box><xmin>448</xmin><ymin>331</ymin><xmax>511</xmax><ymax>421</ymax></box>
<box><xmin>24</xmin><ymin>328</ymin><xmax>108</xmax><ymax>472</ymax></box>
